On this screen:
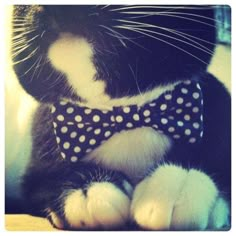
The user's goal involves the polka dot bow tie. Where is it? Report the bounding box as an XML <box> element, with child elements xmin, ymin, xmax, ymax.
<box><xmin>51</xmin><ymin>80</ymin><xmax>203</xmax><ymax>162</ymax></box>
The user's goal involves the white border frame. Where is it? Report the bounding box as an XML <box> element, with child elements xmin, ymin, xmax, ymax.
<box><xmin>1</xmin><ymin>0</ymin><xmax>234</xmax><ymax>235</ymax></box>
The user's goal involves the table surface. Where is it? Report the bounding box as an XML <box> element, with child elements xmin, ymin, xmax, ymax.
<box><xmin>5</xmin><ymin>214</ymin><xmax>59</xmax><ymax>231</ymax></box>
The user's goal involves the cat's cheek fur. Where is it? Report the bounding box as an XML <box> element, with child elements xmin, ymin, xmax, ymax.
<box><xmin>131</xmin><ymin>164</ymin><xmax>229</xmax><ymax>230</ymax></box>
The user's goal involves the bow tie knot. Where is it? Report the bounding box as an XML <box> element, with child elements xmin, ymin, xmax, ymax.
<box><xmin>51</xmin><ymin>80</ymin><xmax>204</xmax><ymax>163</ymax></box>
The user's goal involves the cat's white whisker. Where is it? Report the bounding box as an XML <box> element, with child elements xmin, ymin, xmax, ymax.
<box><xmin>100</xmin><ymin>5</ymin><xmax>111</xmax><ymax>10</ymax></box>
<box><xmin>128</xmin><ymin>63</ymin><xmax>144</xmax><ymax>98</ymax></box>
<box><xmin>13</xmin><ymin>46</ymin><xmax>39</xmax><ymax>65</ymax></box>
<box><xmin>19</xmin><ymin>55</ymin><xmax>43</xmax><ymax>77</ymax></box>
<box><xmin>100</xmin><ymin>24</ymin><xmax>149</xmax><ymax>52</ymax></box>
<box><xmin>29</xmin><ymin>55</ymin><xmax>43</xmax><ymax>81</ymax></box>
<box><xmin>12</xmin><ymin>29</ymin><xmax>38</xmax><ymax>40</ymax></box>
<box><xmin>130</xmin><ymin>27</ymin><xmax>214</xmax><ymax>56</ymax></box>
<box><xmin>117</xmin><ymin>24</ymin><xmax>214</xmax><ymax>54</ymax></box>
<box><xmin>110</xmin><ymin>5</ymin><xmax>219</xmax><ymax>12</ymax></box>
<box><xmin>118</xmin><ymin>25</ymin><xmax>208</xmax><ymax>65</ymax></box>
<box><xmin>119</xmin><ymin>11</ymin><xmax>223</xmax><ymax>25</ymax></box>
<box><xmin>115</xmin><ymin>19</ymin><xmax>215</xmax><ymax>49</ymax></box>
<box><xmin>12</xmin><ymin>43</ymin><xmax>33</xmax><ymax>57</ymax></box>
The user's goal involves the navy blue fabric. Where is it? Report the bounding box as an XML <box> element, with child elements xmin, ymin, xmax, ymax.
<box><xmin>51</xmin><ymin>80</ymin><xmax>203</xmax><ymax>162</ymax></box>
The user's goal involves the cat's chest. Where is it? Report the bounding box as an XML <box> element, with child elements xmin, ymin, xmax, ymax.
<box><xmin>85</xmin><ymin>127</ymin><xmax>172</xmax><ymax>183</ymax></box>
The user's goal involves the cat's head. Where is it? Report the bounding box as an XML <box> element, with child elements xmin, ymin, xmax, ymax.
<box><xmin>12</xmin><ymin>5</ymin><xmax>216</xmax><ymax>103</ymax></box>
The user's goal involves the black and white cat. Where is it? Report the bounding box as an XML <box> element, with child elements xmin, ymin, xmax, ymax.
<box><xmin>11</xmin><ymin>5</ymin><xmax>231</xmax><ymax>230</ymax></box>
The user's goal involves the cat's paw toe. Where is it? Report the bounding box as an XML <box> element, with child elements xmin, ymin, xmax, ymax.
<box><xmin>131</xmin><ymin>164</ymin><xmax>230</xmax><ymax>230</ymax></box>
<box><xmin>56</xmin><ymin>181</ymin><xmax>132</xmax><ymax>229</ymax></box>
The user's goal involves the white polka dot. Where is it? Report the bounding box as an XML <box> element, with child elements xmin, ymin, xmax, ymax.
<box><xmin>126</xmin><ymin>123</ymin><xmax>133</xmax><ymax>128</ymax></box>
<box><xmin>184</xmin><ymin>80</ymin><xmax>191</xmax><ymax>85</ymax></box>
<box><xmin>177</xmin><ymin>121</ymin><xmax>184</xmax><ymax>126</ymax></box>
<box><xmin>149</xmin><ymin>102</ymin><xmax>156</xmax><ymax>107</ymax></box>
<box><xmin>116</xmin><ymin>115</ymin><xmax>123</xmax><ymax>123</ymax></box>
<box><xmin>61</xmin><ymin>152</ymin><xmax>66</xmax><ymax>159</ymax></box>
<box><xmin>78</xmin><ymin>124</ymin><xmax>85</xmax><ymax>128</ymax></box>
<box><xmin>152</xmin><ymin>124</ymin><xmax>158</xmax><ymax>129</ymax></box>
<box><xmin>173</xmin><ymin>134</ymin><xmax>180</xmax><ymax>139</ymax></box>
<box><xmin>160</xmin><ymin>104</ymin><xmax>167</xmax><ymax>111</ymax></box>
<box><xmin>70</xmin><ymin>132</ymin><xmax>77</xmax><ymax>138</ymax></box>
<box><xmin>165</xmin><ymin>94</ymin><xmax>172</xmax><ymax>100</ymax></box>
<box><xmin>94</xmin><ymin>128</ymin><xmax>101</xmax><ymax>135</ymax></box>
<box><xmin>200</xmin><ymin>115</ymin><xmax>203</xmax><ymax>121</ymax></box>
<box><xmin>133</xmin><ymin>114</ymin><xmax>140</xmax><ymax>121</ymax></box>
<box><xmin>93</xmin><ymin>115</ymin><xmax>100</xmax><ymax>122</ymax></box>
<box><xmin>200</xmin><ymin>131</ymin><xmax>204</xmax><ymax>137</ymax></box>
<box><xmin>168</xmin><ymin>116</ymin><xmax>174</xmax><ymax>120</ymax></box>
<box><xmin>71</xmin><ymin>156</ymin><xmax>78</xmax><ymax>162</ymax></box>
<box><xmin>123</xmin><ymin>107</ymin><xmax>130</xmax><ymax>113</ymax></box>
<box><xmin>189</xmin><ymin>137</ymin><xmax>197</xmax><ymax>143</ymax></box>
<box><xmin>86</xmin><ymin>127</ymin><xmax>93</xmax><ymax>132</ymax></box>
<box><xmin>51</xmin><ymin>106</ymin><xmax>56</xmax><ymax>113</ymax></box>
<box><xmin>161</xmin><ymin>118</ymin><xmax>168</xmax><ymax>124</ymax></box>
<box><xmin>86</xmin><ymin>148</ymin><xmax>92</xmax><ymax>153</ymax></box>
<box><xmin>192</xmin><ymin>107</ymin><xmax>199</xmax><ymax>113</ymax></box>
<box><xmin>103</xmin><ymin>123</ymin><xmax>109</xmax><ymax>127</ymax></box>
<box><xmin>185</xmin><ymin>129</ymin><xmax>191</xmax><ymax>135</ymax></box>
<box><xmin>110</xmin><ymin>116</ymin><xmax>115</xmax><ymax>122</ymax></box>
<box><xmin>89</xmin><ymin>139</ymin><xmax>96</xmax><ymax>145</ymax></box>
<box><xmin>102</xmin><ymin>110</ymin><xmax>109</xmax><ymax>114</ymax></box>
<box><xmin>63</xmin><ymin>142</ymin><xmax>70</xmax><ymax>149</ymax></box>
<box><xmin>61</xmin><ymin>126</ymin><xmax>68</xmax><ymax>133</ymax></box>
<box><xmin>75</xmin><ymin>115</ymin><xmax>82</xmax><ymax>122</ymax></box>
<box><xmin>184</xmin><ymin>115</ymin><xmax>191</xmax><ymax>121</ymax></box>
<box><xmin>104</xmin><ymin>131</ymin><xmax>111</xmax><ymax>137</ymax></box>
<box><xmin>177</xmin><ymin>97</ymin><xmax>184</xmax><ymax>104</ymax></box>
<box><xmin>53</xmin><ymin>122</ymin><xmax>57</xmax><ymax>128</ymax></box>
<box><xmin>56</xmin><ymin>137</ymin><xmax>60</xmax><ymax>144</ymax></box>
<box><xmin>201</xmin><ymin>99</ymin><xmax>204</xmax><ymax>105</ymax></box>
<box><xmin>176</xmin><ymin>109</ymin><xmax>183</xmax><ymax>114</ymax></box>
<box><xmin>168</xmin><ymin>127</ymin><xmax>175</xmax><ymax>132</ymax></box>
<box><xmin>57</xmin><ymin>115</ymin><xmax>64</xmax><ymax>121</ymax></box>
<box><xmin>66</xmin><ymin>107</ymin><xmax>74</xmax><ymax>114</ymax></box>
<box><xmin>193</xmin><ymin>122</ymin><xmax>200</xmax><ymax>129</ymax></box>
<box><xmin>60</xmin><ymin>101</ymin><xmax>67</xmax><ymax>106</ymax></box>
<box><xmin>143</xmin><ymin>110</ymin><xmax>151</xmax><ymax>117</ymax></box>
<box><xmin>181</xmin><ymin>88</ymin><xmax>188</xmax><ymax>94</ymax></box>
<box><xmin>85</xmin><ymin>109</ymin><xmax>92</xmax><ymax>114</ymax></box>
<box><xmin>185</xmin><ymin>102</ymin><xmax>192</xmax><ymax>107</ymax></box>
<box><xmin>193</xmin><ymin>92</ymin><xmax>200</xmax><ymax>99</ymax></box>
<box><xmin>79</xmin><ymin>135</ymin><xmax>86</xmax><ymax>142</ymax></box>
<box><xmin>145</xmin><ymin>118</ymin><xmax>151</xmax><ymax>123</ymax></box>
<box><xmin>196</xmin><ymin>83</ymin><xmax>201</xmax><ymax>90</ymax></box>
<box><xmin>74</xmin><ymin>146</ymin><xmax>81</xmax><ymax>153</ymax></box>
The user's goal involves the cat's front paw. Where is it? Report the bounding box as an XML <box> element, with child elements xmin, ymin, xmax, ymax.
<box><xmin>131</xmin><ymin>164</ymin><xmax>229</xmax><ymax>230</ymax></box>
<box><xmin>48</xmin><ymin>181</ymin><xmax>132</xmax><ymax>230</ymax></box>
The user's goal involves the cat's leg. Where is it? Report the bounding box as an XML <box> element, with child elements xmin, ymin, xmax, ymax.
<box><xmin>131</xmin><ymin>164</ymin><xmax>229</xmax><ymax>230</ymax></box>
<box><xmin>23</xmin><ymin>162</ymin><xmax>133</xmax><ymax>230</ymax></box>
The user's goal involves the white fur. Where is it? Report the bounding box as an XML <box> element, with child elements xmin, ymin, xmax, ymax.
<box><xmin>48</xmin><ymin>34</ymin><xmax>175</xmax><ymax>183</ymax></box>
<box><xmin>48</xmin><ymin>33</ymin><xmax>108</xmax><ymax>103</ymax></box>
<box><xmin>48</xmin><ymin>33</ymin><xmax>180</xmax><ymax>109</ymax></box>
<box><xmin>64</xmin><ymin>182</ymin><xmax>131</xmax><ymax>229</ymax></box>
<box><xmin>208</xmin><ymin>197</ymin><xmax>230</xmax><ymax>229</ymax></box>
<box><xmin>86</xmin><ymin>128</ymin><xmax>172</xmax><ymax>183</ymax></box>
<box><xmin>131</xmin><ymin>164</ymin><xmax>229</xmax><ymax>230</ymax></box>
<box><xmin>48</xmin><ymin>211</ymin><xmax>64</xmax><ymax>229</ymax></box>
